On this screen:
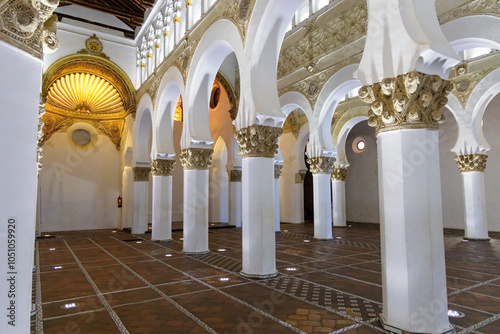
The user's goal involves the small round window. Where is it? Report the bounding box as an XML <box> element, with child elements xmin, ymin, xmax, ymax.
<box><xmin>72</xmin><ymin>129</ymin><xmax>91</xmax><ymax>147</ymax></box>
<box><xmin>352</xmin><ymin>137</ymin><xmax>366</xmax><ymax>153</ymax></box>
<box><xmin>210</xmin><ymin>84</ymin><xmax>221</xmax><ymax>109</ymax></box>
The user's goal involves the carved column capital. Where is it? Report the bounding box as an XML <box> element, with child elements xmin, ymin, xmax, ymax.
<box><xmin>134</xmin><ymin>167</ymin><xmax>151</xmax><ymax>181</ymax></box>
<box><xmin>234</xmin><ymin>124</ymin><xmax>283</xmax><ymax>158</ymax></box>
<box><xmin>179</xmin><ymin>148</ymin><xmax>213</xmax><ymax>170</ymax></box>
<box><xmin>274</xmin><ymin>164</ymin><xmax>283</xmax><ymax>179</ymax></box>
<box><xmin>358</xmin><ymin>71</ymin><xmax>453</xmax><ymax>134</ymax></box>
<box><xmin>295</xmin><ymin>171</ymin><xmax>306</xmax><ymax>184</ymax></box>
<box><xmin>151</xmin><ymin>159</ymin><xmax>175</xmax><ymax>176</ymax></box>
<box><xmin>306</xmin><ymin>156</ymin><xmax>334</xmax><ymax>174</ymax></box>
<box><xmin>331</xmin><ymin>167</ymin><xmax>348</xmax><ymax>181</ymax></box>
<box><xmin>230</xmin><ymin>169</ymin><xmax>242</xmax><ymax>182</ymax></box>
<box><xmin>455</xmin><ymin>154</ymin><xmax>488</xmax><ymax>173</ymax></box>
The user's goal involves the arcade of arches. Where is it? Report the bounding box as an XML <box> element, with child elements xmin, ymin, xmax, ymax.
<box><xmin>1</xmin><ymin>0</ymin><xmax>500</xmax><ymax>333</ymax></box>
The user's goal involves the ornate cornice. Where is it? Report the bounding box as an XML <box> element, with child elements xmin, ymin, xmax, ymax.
<box><xmin>274</xmin><ymin>164</ymin><xmax>283</xmax><ymax>179</ymax></box>
<box><xmin>179</xmin><ymin>148</ymin><xmax>213</xmax><ymax>170</ymax></box>
<box><xmin>358</xmin><ymin>71</ymin><xmax>452</xmax><ymax>135</ymax></box>
<box><xmin>331</xmin><ymin>167</ymin><xmax>348</xmax><ymax>181</ymax></box>
<box><xmin>307</xmin><ymin>156</ymin><xmax>334</xmax><ymax>174</ymax></box>
<box><xmin>438</xmin><ymin>0</ymin><xmax>500</xmax><ymax>25</ymax></box>
<box><xmin>218</xmin><ymin>0</ymin><xmax>255</xmax><ymax>45</ymax></box>
<box><xmin>0</xmin><ymin>0</ymin><xmax>59</xmax><ymax>59</ymax></box>
<box><xmin>295</xmin><ymin>171</ymin><xmax>306</xmax><ymax>184</ymax></box>
<box><xmin>230</xmin><ymin>169</ymin><xmax>242</xmax><ymax>182</ymax></box>
<box><xmin>234</xmin><ymin>124</ymin><xmax>283</xmax><ymax>158</ymax></box>
<box><xmin>133</xmin><ymin>167</ymin><xmax>150</xmax><ymax>182</ymax></box>
<box><xmin>455</xmin><ymin>154</ymin><xmax>488</xmax><ymax>173</ymax></box>
<box><xmin>151</xmin><ymin>159</ymin><xmax>175</xmax><ymax>176</ymax></box>
<box><xmin>37</xmin><ymin>95</ymin><xmax>46</xmax><ymax>171</ymax></box>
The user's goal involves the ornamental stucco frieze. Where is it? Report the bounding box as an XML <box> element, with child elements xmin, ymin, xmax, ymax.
<box><xmin>331</xmin><ymin>167</ymin><xmax>348</xmax><ymax>181</ymax></box>
<box><xmin>306</xmin><ymin>156</ymin><xmax>334</xmax><ymax>174</ymax></box>
<box><xmin>358</xmin><ymin>71</ymin><xmax>453</xmax><ymax>134</ymax></box>
<box><xmin>455</xmin><ymin>154</ymin><xmax>488</xmax><ymax>173</ymax></box>
<box><xmin>234</xmin><ymin>124</ymin><xmax>283</xmax><ymax>158</ymax></box>
<box><xmin>134</xmin><ymin>167</ymin><xmax>151</xmax><ymax>182</ymax></box>
<box><xmin>180</xmin><ymin>148</ymin><xmax>213</xmax><ymax>170</ymax></box>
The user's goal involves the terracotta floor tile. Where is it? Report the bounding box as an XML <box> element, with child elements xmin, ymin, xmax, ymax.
<box><xmin>43</xmin><ymin>309</ymin><xmax>122</xmax><ymax>334</ymax></box>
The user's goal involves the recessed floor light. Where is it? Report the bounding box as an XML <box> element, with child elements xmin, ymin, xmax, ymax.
<box><xmin>462</xmin><ymin>240</ymin><xmax>469</xmax><ymax>242</ymax></box>
<box><xmin>180</xmin><ymin>238</ymin><xmax>184</xmax><ymax>240</ymax></box>
<box><xmin>336</xmin><ymin>237</ymin><xmax>342</xmax><ymax>239</ymax></box>
<box><xmin>53</xmin><ymin>266</ymin><xmax>62</xmax><ymax>270</ymax></box>
<box><xmin>61</xmin><ymin>303</ymin><xmax>79</xmax><ymax>309</ymax></box>
<box><xmin>284</xmin><ymin>230</ymin><xmax>288</xmax><ymax>232</ymax></box>
<box><xmin>285</xmin><ymin>267</ymin><xmax>298</xmax><ymax>271</ymax></box>
<box><xmin>136</xmin><ymin>241</ymin><xmax>142</xmax><ymax>244</ymax></box>
<box><xmin>219</xmin><ymin>277</ymin><xmax>230</xmax><ymax>282</ymax></box>
<box><xmin>49</xmin><ymin>248</ymin><xmax>56</xmax><ymax>251</ymax></box>
<box><xmin>44</xmin><ymin>234</ymin><xmax>51</xmax><ymax>237</ymax></box>
<box><xmin>112</xmin><ymin>231</ymin><xmax>117</xmax><ymax>233</ymax></box>
<box><xmin>217</xmin><ymin>249</ymin><xmax>226</xmax><ymax>252</ymax></box>
<box><xmin>304</xmin><ymin>240</ymin><xmax>311</xmax><ymax>243</ymax></box>
<box><xmin>165</xmin><ymin>254</ymin><xmax>172</xmax><ymax>257</ymax></box>
<box><xmin>448</xmin><ymin>310</ymin><xmax>465</xmax><ymax>318</ymax></box>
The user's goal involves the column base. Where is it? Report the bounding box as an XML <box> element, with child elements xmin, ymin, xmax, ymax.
<box><xmin>314</xmin><ymin>237</ymin><xmax>333</xmax><ymax>241</ymax></box>
<box><xmin>151</xmin><ymin>238</ymin><xmax>173</xmax><ymax>242</ymax></box>
<box><xmin>463</xmin><ymin>237</ymin><xmax>491</xmax><ymax>241</ymax></box>
<box><xmin>239</xmin><ymin>271</ymin><xmax>279</xmax><ymax>279</ymax></box>
<box><xmin>275</xmin><ymin>231</ymin><xmax>281</xmax><ymax>234</ymax></box>
<box><xmin>182</xmin><ymin>250</ymin><xmax>210</xmax><ymax>255</ymax></box>
<box><xmin>379</xmin><ymin>314</ymin><xmax>456</xmax><ymax>334</ymax></box>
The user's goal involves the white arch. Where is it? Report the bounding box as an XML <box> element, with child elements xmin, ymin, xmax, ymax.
<box><xmin>229</xmin><ymin>137</ymin><xmax>242</xmax><ymax>169</ymax></box>
<box><xmin>296</xmin><ymin>124</ymin><xmax>310</xmax><ymax>172</ymax></box>
<box><xmin>279</xmin><ymin>91</ymin><xmax>313</xmax><ymax>121</ymax></box>
<box><xmin>442</xmin><ymin>16</ymin><xmax>500</xmax><ymax>53</ymax></box>
<box><xmin>246</xmin><ymin>0</ymin><xmax>304</xmax><ymax>125</ymax></box>
<box><xmin>314</xmin><ymin>64</ymin><xmax>362</xmax><ymax>154</ymax></box>
<box><xmin>335</xmin><ymin>114</ymin><xmax>370</xmax><ymax>167</ymax></box>
<box><xmin>154</xmin><ymin>66</ymin><xmax>185</xmax><ymax>158</ymax></box>
<box><xmin>182</xmin><ymin>19</ymin><xmax>244</xmax><ymax>148</ymax></box>
<box><xmin>134</xmin><ymin>94</ymin><xmax>154</xmax><ymax>164</ymax></box>
<box><xmin>212</xmin><ymin>137</ymin><xmax>228</xmax><ymax>171</ymax></box>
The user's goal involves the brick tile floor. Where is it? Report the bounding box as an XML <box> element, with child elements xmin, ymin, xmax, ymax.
<box><xmin>32</xmin><ymin>223</ymin><xmax>500</xmax><ymax>334</ymax></box>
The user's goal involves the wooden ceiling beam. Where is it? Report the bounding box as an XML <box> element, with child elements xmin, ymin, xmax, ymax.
<box><xmin>59</xmin><ymin>0</ymin><xmax>145</xmax><ymax>25</ymax></box>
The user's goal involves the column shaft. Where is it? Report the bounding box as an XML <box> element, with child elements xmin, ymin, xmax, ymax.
<box><xmin>462</xmin><ymin>172</ymin><xmax>489</xmax><ymax>240</ymax></box>
<box><xmin>229</xmin><ymin>170</ymin><xmax>242</xmax><ymax>227</ymax></box>
<box><xmin>132</xmin><ymin>181</ymin><xmax>149</xmax><ymax>234</ymax></box>
<box><xmin>152</xmin><ymin>175</ymin><xmax>173</xmax><ymax>241</ymax></box>
<box><xmin>332</xmin><ymin>180</ymin><xmax>346</xmax><ymax>227</ymax></box>
<box><xmin>312</xmin><ymin>174</ymin><xmax>333</xmax><ymax>239</ymax></box>
<box><xmin>183</xmin><ymin>169</ymin><xmax>209</xmax><ymax>253</ymax></box>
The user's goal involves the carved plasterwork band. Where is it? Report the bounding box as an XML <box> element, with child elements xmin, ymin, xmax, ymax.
<box><xmin>295</xmin><ymin>171</ymin><xmax>306</xmax><ymax>184</ymax></box>
<box><xmin>331</xmin><ymin>167</ymin><xmax>348</xmax><ymax>181</ymax></box>
<box><xmin>134</xmin><ymin>167</ymin><xmax>151</xmax><ymax>182</ymax></box>
<box><xmin>358</xmin><ymin>71</ymin><xmax>453</xmax><ymax>135</ymax></box>
<box><xmin>180</xmin><ymin>148</ymin><xmax>213</xmax><ymax>170</ymax></box>
<box><xmin>37</xmin><ymin>95</ymin><xmax>46</xmax><ymax>171</ymax></box>
<box><xmin>151</xmin><ymin>159</ymin><xmax>175</xmax><ymax>176</ymax></box>
<box><xmin>455</xmin><ymin>154</ymin><xmax>488</xmax><ymax>173</ymax></box>
<box><xmin>0</xmin><ymin>0</ymin><xmax>59</xmax><ymax>58</ymax></box>
<box><xmin>234</xmin><ymin>124</ymin><xmax>283</xmax><ymax>158</ymax></box>
<box><xmin>230</xmin><ymin>169</ymin><xmax>242</xmax><ymax>182</ymax></box>
<box><xmin>274</xmin><ymin>165</ymin><xmax>283</xmax><ymax>179</ymax></box>
<box><xmin>307</xmin><ymin>156</ymin><xmax>334</xmax><ymax>174</ymax></box>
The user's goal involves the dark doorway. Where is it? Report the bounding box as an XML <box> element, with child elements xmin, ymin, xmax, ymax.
<box><xmin>303</xmin><ymin>153</ymin><xmax>314</xmax><ymax>223</ymax></box>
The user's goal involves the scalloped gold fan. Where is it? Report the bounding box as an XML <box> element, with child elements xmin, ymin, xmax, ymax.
<box><xmin>47</xmin><ymin>73</ymin><xmax>123</xmax><ymax>114</ymax></box>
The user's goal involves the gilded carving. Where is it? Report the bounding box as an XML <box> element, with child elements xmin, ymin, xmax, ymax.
<box><xmin>274</xmin><ymin>164</ymin><xmax>283</xmax><ymax>179</ymax></box>
<box><xmin>92</xmin><ymin>120</ymin><xmax>124</xmax><ymax>150</ymax></box>
<box><xmin>77</xmin><ymin>34</ymin><xmax>109</xmax><ymax>59</ymax></box>
<box><xmin>134</xmin><ymin>167</ymin><xmax>151</xmax><ymax>182</ymax></box>
<box><xmin>219</xmin><ymin>0</ymin><xmax>255</xmax><ymax>44</ymax></box>
<box><xmin>180</xmin><ymin>148</ymin><xmax>213</xmax><ymax>170</ymax></box>
<box><xmin>0</xmin><ymin>0</ymin><xmax>58</xmax><ymax>58</ymax></box>
<box><xmin>439</xmin><ymin>0</ymin><xmax>500</xmax><ymax>25</ymax></box>
<box><xmin>216</xmin><ymin>72</ymin><xmax>239</xmax><ymax>120</ymax></box>
<box><xmin>450</xmin><ymin>65</ymin><xmax>493</xmax><ymax>109</ymax></box>
<box><xmin>37</xmin><ymin>96</ymin><xmax>46</xmax><ymax>170</ymax></box>
<box><xmin>358</xmin><ymin>71</ymin><xmax>453</xmax><ymax>134</ymax></box>
<box><xmin>295</xmin><ymin>171</ymin><xmax>306</xmax><ymax>184</ymax></box>
<box><xmin>151</xmin><ymin>159</ymin><xmax>175</xmax><ymax>176</ymax></box>
<box><xmin>307</xmin><ymin>156</ymin><xmax>334</xmax><ymax>174</ymax></box>
<box><xmin>331</xmin><ymin>167</ymin><xmax>348</xmax><ymax>181</ymax></box>
<box><xmin>455</xmin><ymin>154</ymin><xmax>488</xmax><ymax>173</ymax></box>
<box><xmin>41</xmin><ymin>13</ymin><xmax>58</xmax><ymax>53</ymax></box>
<box><xmin>230</xmin><ymin>169</ymin><xmax>242</xmax><ymax>182</ymax></box>
<box><xmin>234</xmin><ymin>124</ymin><xmax>283</xmax><ymax>158</ymax></box>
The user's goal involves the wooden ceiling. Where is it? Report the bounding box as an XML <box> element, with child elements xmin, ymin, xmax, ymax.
<box><xmin>59</xmin><ymin>0</ymin><xmax>155</xmax><ymax>31</ymax></box>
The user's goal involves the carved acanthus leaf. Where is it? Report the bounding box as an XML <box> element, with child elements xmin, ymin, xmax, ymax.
<box><xmin>151</xmin><ymin>159</ymin><xmax>175</xmax><ymax>176</ymax></box>
<box><xmin>331</xmin><ymin>167</ymin><xmax>348</xmax><ymax>181</ymax></box>
<box><xmin>180</xmin><ymin>148</ymin><xmax>213</xmax><ymax>170</ymax></box>
<box><xmin>307</xmin><ymin>156</ymin><xmax>334</xmax><ymax>174</ymax></box>
<box><xmin>274</xmin><ymin>164</ymin><xmax>283</xmax><ymax>179</ymax></box>
<box><xmin>230</xmin><ymin>169</ymin><xmax>242</xmax><ymax>182</ymax></box>
<box><xmin>455</xmin><ymin>154</ymin><xmax>488</xmax><ymax>173</ymax></box>
<box><xmin>438</xmin><ymin>0</ymin><xmax>500</xmax><ymax>25</ymax></box>
<box><xmin>134</xmin><ymin>167</ymin><xmax>151</xmax><ymax>182</ymax></box>
<box><xmin>234</xmin><ymin>124</ymin><xmax>283</xmax><ymax>158</ymax></box>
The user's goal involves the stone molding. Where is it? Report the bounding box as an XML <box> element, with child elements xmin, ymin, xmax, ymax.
<box><xmin>306</xmin><ymin>156</ymin><xmax>334</xmax><ymax>174</ymax></box>
<box><xmin>234</xmin><ymin>124</ymin><xmax>283</xmax><ymax>158</ymax></box>
<box><xmin>151</xmin><ymin>159</ymin><xmax>175</xmax><ymax>176</ymax></box>
<box><xmin>179</xmin><ymin>148</ymin><xmax>213</xmax><ymax>170</ymax></box>
<box><xmin>230</xmin><ymin>169</ymin><xmax>242</xmax><ymax>182</ymax></box>
<box><xmin>0</xmin><ymin>0</ymin><xmax>59</xmax><ymax>59</ymax></box>
<box><xmin>274</xmin><ymin>165</ymin><xmax>283</xmax><ymax>179</ymax></box>
<box><xmin>295</xmin><ymin>171</ymin><xmax>306</xmax><ymax>184</ymax></box>
<box><xmin>455</xmin><ymin>154</ymin><xmax>488</xmax><ymax>173</ymax></box>
<box><xmin>331</xmin><ymin>167</ymin><xmax>348</xmax><ymax>181</ymax></box>
<box><xmin>134</xmin><ymin>167</ymin><xmax>151</xmax><ymax>182</ymax></box>
<box><xmin>358</xmin><ymin>71</ymin><xmax>453</xmax><ymax>134</ymax></box>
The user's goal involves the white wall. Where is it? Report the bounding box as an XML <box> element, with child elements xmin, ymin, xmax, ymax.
<box><xmin>344</xmin><ymin>121</ymin><xmax>380</xmax><ymax>223</ymax></box>
<box><xmin>40</xmin><ymin>132</ymin><xmax>121</xmax><ymax>231</ymax></box>
<box><xmin>280</xmin><ymin>132</ymin><xmax>301</xmax><ymax>223</ymax></box>
<box><xmin>172</xmin><ymin>120</ymin><xmax>184</xmax><ymax>222</ymax></box>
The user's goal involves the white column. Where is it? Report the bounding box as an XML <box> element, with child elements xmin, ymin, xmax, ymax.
<box><xmin>121</xmin><ymin>166</ymin><xmax>134</xmax><ymax>229</ymax></box>
<box><xmin>294</xmin><ymin>171</ymin><xmax>306</xmax><ymax>223</ymax></box>
<box><xmin>274</xmin><ymin>164</ymin><xmax>283</xmax><ymax>232</ymax></box>
<box><xmin>241</xmin><ymin>157</ymin><xmax>277</xmax><ymax>277</ymax></box>
<box><xmin>377</xmin><ymin>129</ymin><xmax>451</xmax><ymax>333</ymax></box>
<box><xmin>0</xmin><ymin>42</ymin><xmax>43</xmax><ymax>333</ymax></box>
<box><xmin>229</xmin><ymin>169</ymin><xmax>242</xmax><ymax>227</ymax></box>
<box><xmin>331</xmin><ymin>168</ymin><xmax>348</xmax><ymax>227</ymax></box>
<box><xmin>209</xmin><ymin>169</ymin><xmax>229</xmax><ymax>223</ymax></box>
<box><xmin>308</xmin><ymin>157</ymin><xmax>334</xmax><ymax>240</ymax></box>
<box><xmin>180</xmin><ymin>148</ymin><xmax>213</xmax><ymax>254</ymax></box>
<box><xmin>132</xmin><ymin>167</ymin><xmax>150</xmax><ymax>234</ymax></box>
<box><xmin>455</xmin><ymin>154</ymin><xmax>490</xmax><ymax>240</ymax></box>
<box><xmin>235</xmin><ymin>125</ymin><xmax>282</xmax><ymax>278</ymax></box>
<box><xmin>151</xmin><ymin>159</ymin><xmax>175</xmax><ymax>241</ymax></box>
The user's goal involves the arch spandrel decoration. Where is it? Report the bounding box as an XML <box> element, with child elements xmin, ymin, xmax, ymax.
<box><xmin>41</xmin><ymin>54</ymin><xmax>137</xmax><ymax>150</ymax></box>
<box><xmin>215</xmin><ymin>72</ymin><xmax>239</xmax><ymax>121</ymax></box>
